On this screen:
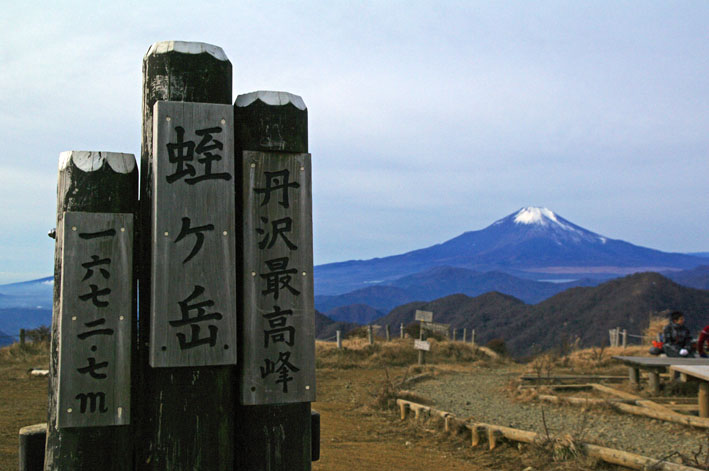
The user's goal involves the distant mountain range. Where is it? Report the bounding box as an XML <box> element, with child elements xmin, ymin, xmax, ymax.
<box><xmin>0</xmin><ymin>277</ymin><xmax>53</xmax><ymax>339</ymax></box>
<box><xmin>314</xmin><ymin>266</ymin><xmax>601</xmax><ymax>316</ymax></box>
<box><xmin>315</xmin><ymin>207</ymin><xmax>706</xmax><ymax>296</ymax></box>
<box><xmin>375</xmin><ymin>272</ymin><xmax>709</xmax><ymax>357</ymax></box>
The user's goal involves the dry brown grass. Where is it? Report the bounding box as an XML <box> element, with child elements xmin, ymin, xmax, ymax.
<box><xmin>644</xmin><ymin>315</ymin><xmax>667</xmax><ymax>343</ymax></box>
<box><xmin>0</xmin><ymin>341</ymin><xmax>49</xmax><ymax>470</ymax></box>
<box><xmin>315</xmin><ymin>338</ymin><xmax>499</xmax><ymax>369</ymax></box>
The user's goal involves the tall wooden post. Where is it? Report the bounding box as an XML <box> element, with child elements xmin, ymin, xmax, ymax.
<box><xmin>368</xmin><ymin>325</ymin><xmax>374</xmax><ymax>345</ymax></box>
<box><xmin>385</xmin><ymin>325</ymin><xmax>391</xmax><ymax>342</ymax></box>
<box><xmin>452</xmin><ymin>328</ymin><xmax>456</xmax><ymax>342</ymax></box>
<box><xmin>400</xmin><ymin>323</ymin><xmax>404</xmax><ymax>339</ymax></box>
<box><xmin>418</xmin><ymin>321</ymin><xmax>426</xmax><ymax>365</ymax></box>
<box><xmin>336</xmin><ymin>330</ymin><xmax>342</xmax><ymax>349</ymax></box>
<box><xmin>45</xmin><ymin>151</ymin><xmax>137</xmax><ymax>470</ymax></box>
<box><xmin>463</xmin><ymin>328</ymin><xmax>467</xmax><ymax>343</ymax></box>
<box><xmin>235</xmin><ymin>90</ymin><xmax>314</xmax><ymax>470</ymax></box>
<box><xmin>138</xmin><ymin>41</ymin><xmax>234</xmax><ymax>470</ymax></box>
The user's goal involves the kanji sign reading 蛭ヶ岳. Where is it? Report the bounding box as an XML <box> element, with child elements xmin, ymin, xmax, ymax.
<box><xmin>57</xmin><ymin>212</ymin><xmax>133</xmax><ymax>428</ymax></box>
<box><xmin>150</xmin><ymin>101</ymin><xmax>237</xmax><ymax>367</ymax></box>
<box><xmin>240</xmin><ymin>151</ymin><xmax>315</xmax><ymax>404</ymax></box>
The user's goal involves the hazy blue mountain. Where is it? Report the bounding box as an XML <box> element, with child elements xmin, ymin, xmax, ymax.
<box><xmin>0</xmin><ymin>277</ymin><xmax>54</xmax><ymax>336</ymax></box>
<box><xmin>387</xmin><ymin>266</ymin><xmax>599</xmax><ymax>304</ymax></box>
<box><xmin>324</xmin><ymin>304</ymin><xmax>384</xmax><ymax>325</ymax></box>
<box><xmin>314</xmin><ymin>266</ymin><xmax>601</xmax><ymax>322</ymax></box>
<box><xmin>315</xmin><ymin>207</ymin><xmax>705</xmax><ymax>295</ymax></box>
<box><xmin>0</xmin><ymin>328</ymin><xmax>15</xmax><ymax>347</ymax></box>
<box><xmin>315</xmin><ymin>285</ymin><xmax>412</xmax><ymax>313</ymax></box>
<box><xmin>0</xmin><ymin>308</ymin><xmax>52</xmax><ymax>337</ymax></box>
<box><xmin>0</xmin><ymin>276</ymin><xmax>53</xmax><ymax>309</ymax></box>
<box><xmin>665</xmin><ymin>265</ymin><xmax>709</xmax><ymax>290</ymax></box>
<box><xmin>688</xmin><ymin>252</ymin><xmax>709</xmax><ymax>258</ymax></box>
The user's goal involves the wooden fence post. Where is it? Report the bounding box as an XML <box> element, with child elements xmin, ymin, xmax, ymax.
<box><xmin>19</xmin><ymin>423</ymin><xmax>46</xmax><ymax>471</ymax></box>
<box><xmin>20</xmin><ymin>328</ymin><xmax>25</xmax><ymax>347</ymax></box>
<box><xmin>463</xmin><ymin>328</ymin><xmax>467</xmax><ymax>343</ymax></box>
<box><xmin>44</xmin><ymin>151</ymin><xmax>137</xmax><ymax>470</ymax></box>
<box><xmin>622</xmin><ymin>329</ymin><xmax>627</xmax><ymax>349</ymax></box>
<box><xmin>471</xmin><ymin>329</ymin><xmax>476</xmax><ymax>345</ymax></box>
<box><xmin>234</xmin><ymin>90</ymin><xmax>314</xmax><ymax>470</ymax></box>
<box><xmin>385</xmin><ymin>325</ymin><xmax>391</xmax><ymax>342</ymax></box>
<box><xmin>452</xmin><ymin>329</ymin><xmax>456</xmax><ymax>342</ymax></box>
<box><xmin>137</xmin><ymin>40</ymin><xmax>234</xmax><ymax>470</ymax></box>
<box><xmin>368</xmin><ymin>325</ymin><xmax>374</xmax><ymax>345</ymax></box>
<box><xmin>336</xmin><ymin>330</ymin><xmax>342</xmax><ymax>349</ymax></box>
<box><xmin>400</xmin><ymin>323</ymin><xmax>404</xmax><ymax>339</ymax></box>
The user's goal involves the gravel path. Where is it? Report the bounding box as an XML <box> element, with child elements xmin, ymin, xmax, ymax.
<box><xmin>411</xmin><ymin>367</ymin><xmax>707</xmax><ymax>463</ymax></box>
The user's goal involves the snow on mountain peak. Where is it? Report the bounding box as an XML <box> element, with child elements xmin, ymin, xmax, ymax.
<box><xmin>513</xmin><ymin>207</ymin><xmax>558</xmax><ymax>225</ymax></box>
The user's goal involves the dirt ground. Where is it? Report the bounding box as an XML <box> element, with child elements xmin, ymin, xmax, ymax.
<box><xmin>1</xmin><ymin>340</ymin><xmax>626</xmax><ymax>470</ymax></box>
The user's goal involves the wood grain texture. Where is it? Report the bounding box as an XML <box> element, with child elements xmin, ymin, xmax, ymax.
<box><xmin>58</xmin><ymin>212</ymin><xmax>133</xmax><ymax>428</ymax></box>
<box><xmin>240</xmin><ymin>151</ymin><xmax>315</xmax><ymax>404</ymax></box>
<box><xmin>138</xmin><ymin>42</ymin><xmax>234</xmax><ymax>471</ymax></box>
<box><xmin>150</xmin><ymin>101</ymin><xmax>236</xmax><ymax>368</ymax></box>
<box><xmin>45</xmin><ymin>152</ymin><xmax>137</xmax><ymax>471</ymax></box>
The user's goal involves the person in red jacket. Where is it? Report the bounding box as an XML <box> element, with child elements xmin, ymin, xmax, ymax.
<box><xmin>697</xmin><ymin>325</ymin><xmax>709</xmax><ymax>358</ymax></box>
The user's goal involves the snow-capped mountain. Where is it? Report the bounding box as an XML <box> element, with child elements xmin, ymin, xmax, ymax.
<box><xmin>315</xmin><ymin>207</ymin><xmax>705</xmax><ymax>295</ymax></box>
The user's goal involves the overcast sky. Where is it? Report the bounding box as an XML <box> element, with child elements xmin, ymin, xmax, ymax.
<box><xmin>0</xmin><ymin>1</ymin><xmax>707</xmax><ymax>284</ymax></box>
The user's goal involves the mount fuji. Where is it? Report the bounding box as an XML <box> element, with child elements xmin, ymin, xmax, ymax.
<box><xmin>315</xmin><ymin>207</ymin><xmax>705</xmax><ymax>296</ymax></box>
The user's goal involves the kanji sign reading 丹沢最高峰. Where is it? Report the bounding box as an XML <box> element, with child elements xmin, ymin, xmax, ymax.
<box><xmin>241</xmin><ymin>151</ymin><xmax>315</xmax><ymax>404</ymax></box>
<box><xmin>150</xmin><ymin>101</ymin><xmax>237</xmax><ymax>367</ymax></box>
<box><xmin>57</xmin><ymin>212</ymin><xmax>133</xmax><ymax>428</ymax></box>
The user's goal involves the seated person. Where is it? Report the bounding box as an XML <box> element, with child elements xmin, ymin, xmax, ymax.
<box><xmin>662</xmin><ymin>311</ymin><xmax>693</xmax><ymax>357</ymax></box>
<box><xmin>697</xmin><ymin>325</ymin><xmax>709</xmax><ymax>358</ymax></box>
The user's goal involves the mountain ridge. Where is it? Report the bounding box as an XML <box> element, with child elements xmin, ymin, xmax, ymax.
<box><xmin>315</xmin><ymin>207</ymin><xmax>705</xmax><ymax>295</ymax></box>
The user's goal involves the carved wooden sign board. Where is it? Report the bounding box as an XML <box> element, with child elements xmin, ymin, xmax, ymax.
<box><xmin>423</xmin><ymin>322</ymin><xmax>450</xmax><ymax>335</ymax></box>
<box><xmin>57</xmin><ymin>211</ymin><xmax>133</xmax><ymax>428</ymax></box>
<box><xmin>415</xmin><ymin>310</ymin><xmax>433</xmax><ymax>323</ymax></box>
<box><xmin>150</xmin><ymin>101</ymin><xmax>237</xmax><ymax>367</ymax></box>
<box><xmin>240</xmin><ymin>150</ymin><xmax>316</xmax><ymax>404</ymax></box>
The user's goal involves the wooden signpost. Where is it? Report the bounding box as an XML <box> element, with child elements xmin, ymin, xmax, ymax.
<box><xmin>137</xmin><ymin>41</ymin><xmax>235</xmax><ymax>471</ymax></box>
<box><xmin>57</xmin><ymin>211</ymin><xmax>133</xmax><ymax>428</ymax></box>
<box><xmin>235</xmin><ymin>90</ymin><xmax>315</xmax><ymax>469</ymax></box>
<box><xmin>415</xmin><ymin>310</ymin><xmax>433</xmax><ymax>365</ymax></box>
<box><xmin>150</xmin><ymin>101</ymin><xmax>237</xmax><ymax>368</ymax></box>
<box><xmin>45</xmin><ymin>151</ymin><xmax>137</xmax><ymax>471</ymax></box>
<box><xmin>240</xmin><ymin>147</ymin><xmax>315</xmax><ymax>404</ymax></box>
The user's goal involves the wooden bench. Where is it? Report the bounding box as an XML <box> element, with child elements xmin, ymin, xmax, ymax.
<box><xmin>613</xmin><ymin>356</ymin><xmax>709</xmax><ymax>394</ymax></box>
<box><xmin>669</xmin><ymin>365</ymin><xmax>709</xmax><ymax>418</ymax></box>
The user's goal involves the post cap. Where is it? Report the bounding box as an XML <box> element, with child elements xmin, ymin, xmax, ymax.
<box><xmin>235</xmin><ymin>91</ymin><xmax>306</xmax><ymax>111</ymax></box>
<box><xmin>59</xmin><ymin>151</ymin><xmax>136</xmax><ymax>174</ymax></box>
<box><xmin>145</xmin><ymin>41</ymin><xmax>228</xmax><ymax>62</ymax></box>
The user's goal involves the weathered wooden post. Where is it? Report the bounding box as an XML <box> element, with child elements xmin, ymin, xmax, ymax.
<box><xmin>471</xmin><ymin>329</ymin><xmax>476</xmax><ymax>345</ymax></box>
<box><xmin>385</xmin><ymin>324</ymin><xmax>391</xmax><ymax>342</ymax></box>
<box><xmin>415</xmin><ymin>310</ymin><xmax>432</xmax><ymax>365</ymax></box>
<box><xmin>699</xmin><ymin>383</ymin><xmax>709</xmax><ymax>418</ymax></box>
<box><xmin>400</xmin><ymin>323</ymin><xmax>405</xmax><ymax>339</ymax></box>
<box><xmin>463</xmin><ymin>328</ymin><xmax>467</xmax><ymax>343</ymax></box>
<box><xmin>336</xmin><ymin>330</ymin><xmax>342</xmax><ymax>349</ymax></box>
<box><xmin>138</xmin><ymin>41</ymin><xmax>235</xmax><ymax>470</ymax></box>
<box><xmin>367</xmin><ymin>325</ymin><xmax>374</xmax><ymax>345</ymax></box>
<box><xmin>45</xmin><ymin>151</ymin><xmax>137</xmax><ymax>470</ymax></box>
<box><xmin>20</xmin><ymin>328</ymin><xmax>26</xmax><ymax>346</ymax></box>
<box><xmin>235</xmin><ymin>90</ymin><xmax>315</xmax><ymax>469</ymax></box>
<box><xmin>452</xmin><ymin>328</ymin><xmax>456</xmax><ymax>342</ymax></box>
<box><xmin>19</xmin><ymin>423</ymin><xmax>46</xmax><ymax>471</ymax></box>
<box><xmin>622</xmin><ymin>329</ymin><xmax>627</xmax><ymax>349</ymax></box>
